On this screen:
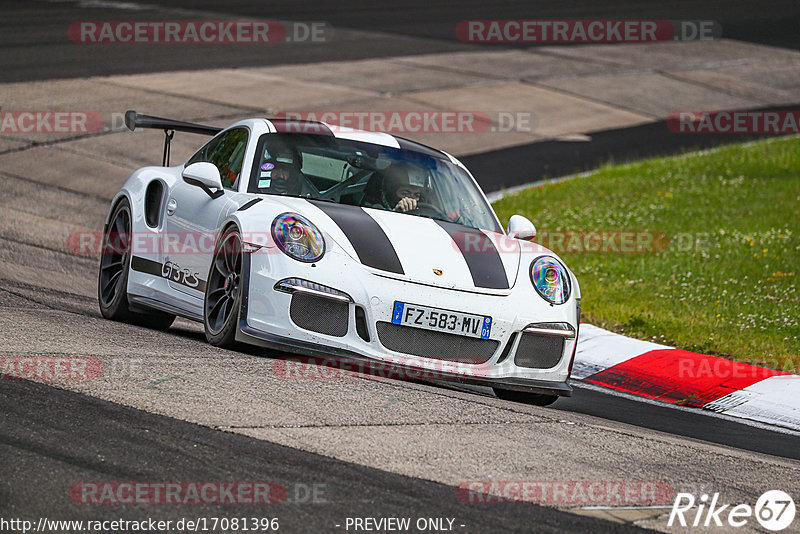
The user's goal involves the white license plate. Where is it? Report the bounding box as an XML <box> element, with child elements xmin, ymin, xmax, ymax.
<box><xmin>391</xmin><ymin>302</ymin><xmax>492</xmax><ymax>339</ymax></box>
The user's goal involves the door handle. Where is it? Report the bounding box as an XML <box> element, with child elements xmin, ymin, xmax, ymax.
<box><xmin>166</xmin><ymin>198</ymin><xmax>177</xmax><ymax>215</ymax></box>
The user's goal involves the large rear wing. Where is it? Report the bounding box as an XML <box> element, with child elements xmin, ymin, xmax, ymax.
<box><xmin>124</xmin><ymin>110</ymin><xmax>222</xmax><ymax>166</ymax></box>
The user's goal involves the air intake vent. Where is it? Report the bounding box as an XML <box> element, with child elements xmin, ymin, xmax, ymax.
<box><xmin>355</xmin><ymin>306</ymin><xmax>370</xmax><ymax>342</ymax></box>
<box><xmin>144</xmin><ymin>180</ymin><xmax>164</xmax><ymax>228</ymax></box>
<box><xmin>289</xmin><ymin>292</ymin><xmax>349</xmax><ymax>337</ymax></box>
<box><xmin>514</xmin><ymin>334</ymin><xmax>564</xmax><ymax>369</ymax></box>
<box><xmin>495</xmin><ymin>333</ymin><xmax>518</xmax><ymax>365</ymax></box>
<box><xmin>376</xmin><ymin>322</ymin><xmax>498</xmax><ymax>364</ymax></box>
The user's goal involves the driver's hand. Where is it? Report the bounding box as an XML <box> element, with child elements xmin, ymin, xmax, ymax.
<box><xmin>456</xmin><ymin>204</ymin><xmax>475</xmax><ymax>224</ymax></box>
<box><xmin>394</xmin><ymin>197</ymin><xmax>418</xmax><ymax>212</ymax></box>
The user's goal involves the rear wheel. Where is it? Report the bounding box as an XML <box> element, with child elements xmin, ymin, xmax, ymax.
<box><xmin>493</xmin><ymin>388</ymin><xmax>559</xmax><ymax>406</ymax></box>
<box><xmin>204</xmin><ymin>227</ymin><xmax>243</xmax><ymax>348</ymax></box>
<box><xmin>98</xmin><ymin>198</ymin><xmax>175</xmax><ymax>330</ymax></box>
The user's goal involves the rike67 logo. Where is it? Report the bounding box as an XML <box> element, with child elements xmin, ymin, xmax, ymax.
<box><xmin>669</xmin><ymin>490</ymin><xmax>796</xmax><ymax>531</ymax></box>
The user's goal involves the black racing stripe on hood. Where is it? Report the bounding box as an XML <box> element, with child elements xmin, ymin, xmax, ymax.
<box><xmin>308</xmin><ymin>200</ymin><xmax>404</xmax><ymax>275</ymax></box>
<box><xmin>436</xmin><ymin>221</ymin><xmax>509</xmax><ymax>289</ymax></box>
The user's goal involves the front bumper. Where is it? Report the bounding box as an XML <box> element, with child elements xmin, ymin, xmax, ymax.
<box><xmin>237</xmin><ymin>247</ymin><xmax>577</xmax><ymax>396</ymax></box>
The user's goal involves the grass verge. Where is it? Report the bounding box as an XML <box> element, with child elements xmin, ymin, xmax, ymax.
<box><xmin>492</xmin><ymin>136</ymin><xmax>799</xmax><ymax>373</ymax></box>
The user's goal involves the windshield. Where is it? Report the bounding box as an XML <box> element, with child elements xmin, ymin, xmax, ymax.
<box><xmin>248</xmin><ymin>133</ymin><xmax>501</xmax><ymax>233</ymax></box>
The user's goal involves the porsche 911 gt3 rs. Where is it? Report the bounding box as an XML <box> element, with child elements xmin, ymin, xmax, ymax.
<box><xmin>98</xmin><ymin>111</ymin><xmax>581</xmax><ymax>405</ymax></box>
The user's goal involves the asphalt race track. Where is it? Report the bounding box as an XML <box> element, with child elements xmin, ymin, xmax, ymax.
<box><xmin>0</xmin><ymin>379</ymin><xmax>642</xmax><ymax>533</ymax></box>
<box><xmin>1</xmin><ymin>1</ymin><xmax>799</xmax><ymax>532</ymax></box>
<box><xmin>460</xmin><ymin>106</ymin><xmax>800</xmax><ymax>194</ymax></box>
<box><xmin>3</xmin><ymin>0</ymin><xmax>799</xmax><ymax>82</ymax></box>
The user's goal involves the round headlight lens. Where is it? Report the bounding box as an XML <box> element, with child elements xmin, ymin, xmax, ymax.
<box><xmin>530</xmin><ymin>256</ymin><xmax>571</xmax><ymax>305</ymax></box>
<box><xmin>271</xmin><ymin>213</ymin><xmax>325</xmax><ymax>262</ymax></box>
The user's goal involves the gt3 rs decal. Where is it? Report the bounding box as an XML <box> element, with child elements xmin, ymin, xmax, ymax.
<box><xmin>308</xmin><ymin>200</ymin><xmax>405</xmax><ymax>275</ymax></box>
<box><xmin>435</xmin><ymin>221</ymin><xmax>509</xmax><ymax>289</ymax></box>
<box><xmin>130</xmin><ymin>256</ymin><xmax>207</xmax><ymax>292</ymax></box>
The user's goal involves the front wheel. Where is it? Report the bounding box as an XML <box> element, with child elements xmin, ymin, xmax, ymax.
<box><xmin>98</xmin><ymin>198</ymin><xmax>175</xmax><ymax>330</ymax></box>
<box><xmin>493</xmin><ymin>388</ymin><xmax>559</xmax><ymax>406</ymax></box>
<box><xmin>204</xmin><ymin>227</ymin><xmax>243</xmax><ymax>348</ymax></box>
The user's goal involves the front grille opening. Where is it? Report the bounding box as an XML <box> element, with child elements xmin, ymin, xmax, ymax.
<box><xmin>376</xmin><ymin>321</ymin><xmax>498</xmax><ymax>364</ymax></box>
<box><xmin>514</xmin><ymin>334</ymin><xmax>564</xmax><ymax>369</ymax></box>
<box><xmin>289</xmin><ymin>292</ymin><xmax>349</xmax><ymax>337</ymax></box>
<box><xmin>355</xmin><ymin>305</ymin><xmax>370</xmax><ymax>342</ymax></box>
<box><xmin>495</xmin><ymin>333</ymin><xmax>518</xmax><ymax>364</ymax></box>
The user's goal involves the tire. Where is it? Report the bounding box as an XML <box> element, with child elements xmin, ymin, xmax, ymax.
<box><xmin>204</xmin><ymin>226</ymin><xmax>243</xmax><ymax>348</ymax></box>
<box><xmin>493</xmin><ymin>388</ymin><xmax>559</xmax><ymax>407</ymax></box>
<box><xmin>98</xmin><ymin>198</ymin><xmax>175</xmax><ymax>330</ymax></box>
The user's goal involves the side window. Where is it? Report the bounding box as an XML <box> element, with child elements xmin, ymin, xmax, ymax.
<box><xmin>208</xmin><ymin>128</ymin><xmax>249</xmax><ymax>189</ymax></box>
<box><xmin>186</xmin><ymin>128</ymin><xmax>249</xmax><ymax>190</ymax></box>
<box><xmin>187</xmin><ymin>136</ymin><xmax>221</xmax><ymax>167</ymax></box>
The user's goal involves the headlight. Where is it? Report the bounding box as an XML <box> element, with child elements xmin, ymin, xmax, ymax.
<box><xmin>530</xmin><ymin>256</ymin><xmax>571</xmax><ymax>305</ymax></box>
<box><xmin>271</xmin><ymin>213</ymin><xmax>325</xmax><ymax>262</ymax></box>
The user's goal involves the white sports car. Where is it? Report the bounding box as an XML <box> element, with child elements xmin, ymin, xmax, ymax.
<box><xmin>98</xmin><ymin>111</ymin><xmax>580</xmax><ymax>405</ymax></box>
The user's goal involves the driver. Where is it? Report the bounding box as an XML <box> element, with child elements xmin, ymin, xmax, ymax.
<box><xmin>367</xmin><ymin>162</ymin><xmax>430</xmax><ymax>213</ymax></box>
<box><xmin>269</xmin><ymin>161</ymin><xmax>304</xmax><ymax>195</ymax></box>
<box><xmin>258</xmin><ymin>145</ymin><xmax>314</xmax><ymax>197</ymax></box>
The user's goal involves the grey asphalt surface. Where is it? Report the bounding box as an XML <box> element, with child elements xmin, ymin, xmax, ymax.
<box><xmin>461</xmin><ymin>108</ymin><xmax>800</xmax><ymax>194</ymax></box>
<box><xmin>1</xmin><ymin>378</ymin><xmax>646</xmax><ymax>533</ymax></box>
<box><xmin>1</xmin><ymin>1</ymin><xmax>799</xmax><ymax>532</ymax></box>
<box><xmin>0</xmin><ymin>254</ymin><xmax>798</xmax><ymax>533</ymax></box>
<box><xmin>2</xmin><ymin>0</ymin><xmax>799</xmax><ymax>83</ymax></box>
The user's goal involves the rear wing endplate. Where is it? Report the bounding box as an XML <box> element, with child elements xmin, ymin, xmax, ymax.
<box><xmin>124</xmin><ymin>110</ymin><xmax>222</xmax><ymax>166</ymax></box>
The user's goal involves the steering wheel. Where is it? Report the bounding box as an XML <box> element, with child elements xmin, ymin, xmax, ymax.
<box><xmin>408</xmin><ymin>201</ymin><xmax>449</xmax><ymax>220</ymax></box>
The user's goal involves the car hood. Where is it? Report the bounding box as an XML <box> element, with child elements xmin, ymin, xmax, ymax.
<box><xmin>275</xmin><ymin>198</ymin><xmax>521</xmax><ymax>294</ymax></box>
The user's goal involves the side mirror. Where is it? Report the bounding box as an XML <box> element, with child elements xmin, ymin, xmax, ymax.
<box><xmin>182</xmin><ymin>162</ymin><xmax>224</xmax><ymax>198</ymax></box>
<box><xmin>507</xmin><ymin>214</ymin><xmax>536</xmax><ymax>241</ymax></box>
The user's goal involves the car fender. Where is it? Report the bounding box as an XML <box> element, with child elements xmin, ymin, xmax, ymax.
<box><xmin>104</xmin><ymin>166</ymin><xmax>182</xmax><ymax>227</ymax></box>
